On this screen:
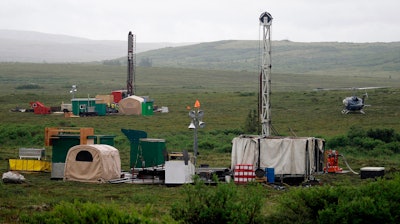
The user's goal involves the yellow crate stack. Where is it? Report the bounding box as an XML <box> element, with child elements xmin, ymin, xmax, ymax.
<box><xmin>9</xmin><ymin>159</ymin><xmax>51</xmax><ymax>172</ymax></box>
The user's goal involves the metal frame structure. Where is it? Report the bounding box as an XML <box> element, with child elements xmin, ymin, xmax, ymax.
<box><xmin>259</xmin><ymin>12</ymin><xmax>273</xmax><ymax>136</ymax></box>
<box><xmin>127</xmin><ymin>31</ymin><xmax>136</xmax><ymax>96</ymax></box>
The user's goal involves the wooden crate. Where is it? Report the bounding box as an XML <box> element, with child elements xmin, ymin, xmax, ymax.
<box><xmin>44</xmin><ymin>127</ymin><xmax>94</xmax><ymax>146</ymax></box>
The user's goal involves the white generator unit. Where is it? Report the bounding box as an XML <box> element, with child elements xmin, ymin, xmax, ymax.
<box><xmin>165</xmin><ymin>160</ymin><xmax>195</xmax><ymax>185</ymax></box>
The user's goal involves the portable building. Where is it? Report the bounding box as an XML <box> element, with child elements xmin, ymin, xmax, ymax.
<box><xmin>95</xmin><ymin>95</ymin><xmax>114</xmax><ymax>104</ymax></box>
<box><xmin>111</xmin><ymin>90</ymin><xmax>128</xmax><ymax>103</ymax></box>
<box><xmin>132</xmin><ymin>138</ymin><xmax>166</xmax><ymax>168</ymax></box>
<box><xmin>142</xmin><ymin>100</ymin><xmax>154</xmax><ymax>116</ymax></box>
<box><xmin>231</xmin><ymin>135</ymin><xmax>324</xmax><ymax>181</ymax></box>
<box><xmin>64</xmin><ymin>144</ymin><xmax>121</xmax><ymax>183</ymax></box>
<box><xmin>118</xmin><ymin>95</ymin><xmax>144</xmax><ymax>115</ymax></box>
<box><xmin>71</xmin><ymin>98</ymin><xmax>106</xmax><ymax>116</ymax></box>
<box><xmin>44</xmin><ymin>127</ymin><xmax>116</xmax><ymax>179</ymax></box>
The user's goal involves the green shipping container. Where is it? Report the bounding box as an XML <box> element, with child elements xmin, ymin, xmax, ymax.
<box><xmin>131</xmin><ymin>138</ymin><xmax>166</xmax><ymax>168</ymax></box>
<box><xmin>141</xmin><ymin>101</ymin><xmax>153</xmax><ymax>116</ymax></box>
<box><xmin>52</xmin><ymin>135</ymin><xmax>115</xmax><ymax>163</ymax></box>
<box><xmin>71</xmin><ymin>98</ymin><xmax>106</xmax><ymax>116</ymax></box>
<box><xmin>95</xmin><ymin>103</ymin><xmax>107</xmax><ymax>116</ymax></box>
<box><xmin>71</xmin><ymin>98</ymin><xmax>96</xmax><ymax>116</ymax></box>
<box><xmin>87</xmin><ymin>135</ymin><xmax>115</xmax><ymax>145</ymax></box>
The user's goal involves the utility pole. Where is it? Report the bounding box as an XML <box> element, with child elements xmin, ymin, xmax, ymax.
<box><xmin>188</xmin><ymin>100</ymin><xmax>205</xmax><ymax>166</ymax></box>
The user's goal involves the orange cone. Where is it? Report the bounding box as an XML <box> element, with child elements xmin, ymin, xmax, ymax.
<box><xmin>194</xmin><ymin>100</ymin><xmax>200</xmax><ymax>108</ymax></box>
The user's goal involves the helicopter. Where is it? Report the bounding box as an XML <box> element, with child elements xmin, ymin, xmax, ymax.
<box><xmin>341</xmin><ymin>92</ymin><xmax>368</xmax><ymax>114</ymax></box>
<box><xmin>340</xmin><ymin>87</ymin><xmax>388</xmax><ymax>114</ymax></box>
<box><xmin>314</xmin><ymin>86</ymin><xmax>387</xmax><ymax>114</ymax></box>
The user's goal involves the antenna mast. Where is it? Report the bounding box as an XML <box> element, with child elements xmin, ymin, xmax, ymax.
<box><xmin>127</xmin><ymin>31</ymin><xmax>136</xmax><ymax>96</ymax></box>
<box><xmin>259</xmin><ymin>12</ymin><xmax>273</xmax><ymax>136</ymax></box>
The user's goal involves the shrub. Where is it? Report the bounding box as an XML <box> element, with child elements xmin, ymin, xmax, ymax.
<box><xmin>268</xmin><ymin>186</ymin><xmax>341</xmax><ymax>223</ymax></box>
<box><xmin>347</xmin><ymin>125</ymin><xmax>366</xmax><ymax>139</ymax></box>
<box><xmin>237</xmin><ymin>92</ymin><xmax>255</xmax><ymax>97</ymax></box>
<box><xmin>326</xmin><ymin>135</ymin><xmax>348</xmax><ymax>148</ymax></box>
<box><xmin>354</xmin><ymin>137</ymin><xmax>385</xmax><ymax>151</ymax></box>
<box><xmin>15</xmin><ymin>84</ymin><xmax>43</xmax><ymax>89</ymax></box>
<box><xmin>0</xmin><ymin>124</ymin><xmax>43</xmax><ymax>146</ymax></box>
<box><xmin>243</xmin><ymin>109</ymin><xmax>259</xmax><ymax>134</ymax></box>
<box><xmin>170</xmin><ymin>176</ymin><xmax>266</xmax><ymax>224</ymax></box>
<box><xmin>269</xmin><ymin>174</ymin><xmax>400</xmax><ymax>223</ymax></box>
<box><xmin>19</xmin><ymin>200</ymin><xmax>154</xmax><ymax>224</ymax></box>
<box><xmin>222</xmin><ymin>128</ymin><xmax>244</xmax><ymax>135</ymax></box>
<box><xmin>216</xmin><ymin>143</ymin><xmax>232</xmax><ymax>153</ymax></box>
<box><xmin>198</xmin><ymin>141</ymin><xmax>215</xmax><ymax>150</ymax></box>
<box><xmin>367</xmin><ymin>128</ymin><xmax>395</xmax><ymax>143</ymax></box>
<box><xmin>327</xmin><ymin>126</ymin><xmax>400</xmax><ymax>155</ymax></box>
<box><xmin>366</xmin><ymin>147</ymin><xmax>394</xmax><ymax>157</ymax></box>
<box><xmin>379</xmin><ymin>141</ymin><xmax>400</xmax><ymax>153</ymax></box>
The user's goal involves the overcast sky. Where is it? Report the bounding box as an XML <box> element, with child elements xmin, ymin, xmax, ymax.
<box><xmin>1</xmin><ymin>0</ymin><xmax>399</xmax><ymax>43</ymax></box>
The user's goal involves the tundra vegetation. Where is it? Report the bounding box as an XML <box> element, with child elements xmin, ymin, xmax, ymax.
<box><xmin>0</xmin><ymin>62</ymin><xmax>399</xmax><ymax>223</ymax></box>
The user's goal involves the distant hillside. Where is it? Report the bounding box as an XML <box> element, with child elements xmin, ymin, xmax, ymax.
<box><xmin>1</xmin><ymin>30</ymin><xmax>399</xmax><ymax>77</ymax></box>
<box><xmin>135</xmin><ymin>40</ymin><xmax>400</xmax><ymax>76</ymax></box>
<box><xmin>0</xmin><ymin>30</ymin><xmax>193</xmax><ymax>63</ymax></box>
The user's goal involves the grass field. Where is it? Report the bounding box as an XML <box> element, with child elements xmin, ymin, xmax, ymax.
<box><xmin>0</xmin><ymin>63</ymin><xmax>400</xmax><ymax>222</ymax></box>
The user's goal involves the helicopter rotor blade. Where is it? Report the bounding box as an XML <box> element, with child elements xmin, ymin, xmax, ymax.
<box><xmin>354</xmin><ymin>86</ymin><xmax>388</xmax><ymax>90</ymax></box>
<box><xmin>313</xmin><ymin>86</ymin><xmax>389</xmax><ymax>91</ymax></box>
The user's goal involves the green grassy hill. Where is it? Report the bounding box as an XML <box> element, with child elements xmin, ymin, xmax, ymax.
<box><xmin>133</xmin><ymin>40</ymin><xmax>400</xmax><ymax>77</ymax></box>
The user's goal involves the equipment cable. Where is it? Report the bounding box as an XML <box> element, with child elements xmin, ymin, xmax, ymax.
<box><xmin>340</xmin><ymin>154</ymin><xmax>359</xmax><ymax>175</ymax></box>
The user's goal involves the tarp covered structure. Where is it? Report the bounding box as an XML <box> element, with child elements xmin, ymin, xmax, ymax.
<box><xmin>118</xmin><ymin>95</ymin><xmax>144</xmax><ymax>115</ymax></box>
<box><xmin>64</xmin><ymin>144</ymin><xmax>121</xmax><ymax>183</ymax></box>
<box><xmin>231</xmin><ymin>135</ymin><xmax>324</xmax><ymax>178</ymax></box>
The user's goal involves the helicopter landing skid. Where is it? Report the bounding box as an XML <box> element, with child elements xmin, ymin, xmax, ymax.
<box><xmin>341</xmin><ymin>109</ymin><xmax>365</xmax><ymax>114</ymax></box>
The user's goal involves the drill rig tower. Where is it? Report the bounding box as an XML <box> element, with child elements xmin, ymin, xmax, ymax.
<box><xmin>259</xmin><ymin>12</ymin><xmax>273</xmax><ymax>137</ymax></box>
<box><xmin>127</xmin><ymin>31</ymin><xmax>136</xmax><ymax>96</ymax></box>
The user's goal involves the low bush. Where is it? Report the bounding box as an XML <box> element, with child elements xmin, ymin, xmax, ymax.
<box><xmin>326</xmin><ymin>135</ymin><xmax>348</xmax><ymax>148</ymax></box>
<box><xmin>327</xmin><ymin>126</ymin><xmax>400</xmax><ymax>155</ymax></box>
<box><xmin>367</xmin><ymin>128</ymin><xmax>396</xmax><ymax>143</ymax></box>
<box><xmin>15</xmin><ymin>84</ymin><xmax>43</xmax><ymax>90</ymax></box>
<box><xmin>19</xmin><ymin>200</ymin><xmax>155</xmax><ymax>224</ymax></box>
<box><xmin>244</xmin><ymin>109</ymin><xmax>259</xmax><ymax>134</ymax></box>
<box><xmin>269</xmin><ymin>174</ymin><xmax>400</xmax><ymax>223</ymax></box>
<box><xmin>379</xmin><ymin>141</ymin><xmax>400</xmax><ymax>153</ymax></box>
<box><xmin>170</xmin><ymin>176</ymin><xmax>267</xmax><ymax>224</ymax></box>
<box><xmin>347</xmin><ymin>125</ymin><xmax>367</xmax><ymax>139</ymax></box>
<box><xmin>0</xmin><ymin>124</ymin><xmax>43</xmax><ymax>146</ymax></box>
<box><xmin>352</xmin><ymin>137</ymin><xmax>384</xmax><ymax>151</ymax></box>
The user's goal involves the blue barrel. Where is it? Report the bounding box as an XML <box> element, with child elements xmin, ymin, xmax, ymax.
<box><xmin>265</xmin><ymin>168</ymin><xmax>275</xmax><ymax>183</ymax></box>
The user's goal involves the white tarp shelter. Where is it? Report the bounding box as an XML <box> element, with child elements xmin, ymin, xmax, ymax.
<box><xmin>64</xmin><ymin>144</ymin><xmax>121</xmax><ymax>183</ymax></box>
<box><xmin>118</xmin><ymin>95</ymin><xmax>144</xmax><ymax>115</ymax></box>
<box><xmin>231</xmin><ymin>135</ymin><xmax>324</xmax><ymax>178</ymax></box>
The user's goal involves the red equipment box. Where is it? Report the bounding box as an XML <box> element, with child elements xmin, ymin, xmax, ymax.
<box><xmin>234</xmin><ymin>164</ymin><xmax>255</xmax><ymax>184</ymax></box>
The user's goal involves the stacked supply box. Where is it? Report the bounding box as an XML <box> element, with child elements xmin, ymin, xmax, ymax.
<box><xmin>360</xmin><ymin>167</ymin><xmax>385</xmax><ymax>179</ymax></box>
<box><xmin>234</xmin><ymin>164</ymin><xmax>255</xmax><ymax>184</ymax></box>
